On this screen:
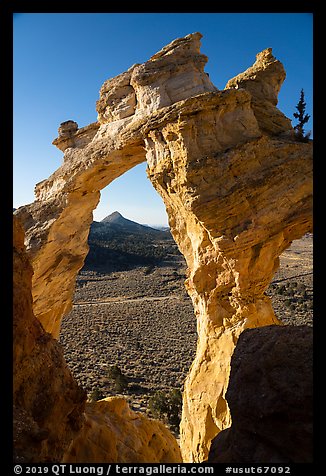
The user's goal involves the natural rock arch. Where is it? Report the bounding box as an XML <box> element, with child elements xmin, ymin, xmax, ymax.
<box><xmin>15</xmin><ymin>33</ymin><xmax>312</xmax><ymax>462</ymax></box>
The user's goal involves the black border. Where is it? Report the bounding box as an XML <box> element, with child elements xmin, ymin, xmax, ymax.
<box><xmin>3</xmin><ymin>2</ymin><xmax>321</xmax><ymax>471</ymax></box>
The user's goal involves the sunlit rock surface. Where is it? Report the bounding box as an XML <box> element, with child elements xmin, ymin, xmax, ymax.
<box><xmin>63</xmin><ymin>397</ymin><xmax>182</xmax><ymax>463</ymax></box>
<box><xmin>15</xmin><ymin>32</ymin><xmax>312</xmax><ymax>462</ymax></box>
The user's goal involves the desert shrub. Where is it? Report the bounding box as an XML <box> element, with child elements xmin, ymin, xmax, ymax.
<box><xmin>108</xmin><ymin>364</ymin><xmax>122</xmax><ymax>379</ymax></box>
<box><xmin>148</xmin><ymin>388</ymin><xmax>182</xmax><ymax>432</ymax></box>
<box><xmin>286</xmin><ymin>287</ymin><xmax>295</xmax><ymax>296</ymax></box>
<box><xmin>302</xmin><ymin>290</ymin><xmax>309</xmax><ymax>300</ymax></box>
<box><xmin>144</xmin><ymin>265</ymin><xmax>154</xmax><ymax>275</ymax></box>
<box><xmin>167</xmin><ymin>389</ymin><xmax>183</xmax><ymax>430</ymax></box>
<box><xmin>278</xmin><ymin>285</ymin><xmax>286</xmax><ymax>295</ymax></box>
<box><xmin>134</xmin><ymin>340</ymin><xmax>142</xmax><ymax>350</ymax></box>
<box><xmin>90</xmin><ymin>387</ymin><xmax>104</xmax><ymax>402</ymax></box>
<box><xmin>297</xmin><ymin>283</ymin><xmax>306</xmax><ymax>293</ymax></box>
<box><xmin>108</xmin><ymin>365</ymin><xmax>128</xmax><ymax>393</ymax></box>
<box><xmin>149</xmin><ymin>390</ymin><xmax>169</xmax><ymax>415</ymax></box>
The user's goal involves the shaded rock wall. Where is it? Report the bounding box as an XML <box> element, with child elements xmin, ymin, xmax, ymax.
<box><xmin>207</xmin><ymin>325</ymin><xmax>313</xmax><ymax>463</ymax></box>
<box><xmin>13</xmin><ymin>215</ymin><xmax>86</xmax><ymax>462</ymax></box>
<box><xmin>14</xmin><ymin>33</ymin><xmax>313</xmax><ymax>462</ymax></box>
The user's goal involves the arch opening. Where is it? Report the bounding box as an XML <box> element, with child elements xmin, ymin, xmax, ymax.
<box><xmin>266</xmin><ymin>233</ymin><xmax>313</xmax><ymax>327</ymax></box>
<box><xmin>58</xmin><ymin>165</ymin><xmax>197</xmax><ymax>435</ymax></box>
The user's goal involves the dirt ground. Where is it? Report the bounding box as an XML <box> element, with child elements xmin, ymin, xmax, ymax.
<box><xmin>266</xmin><ymin>233</ymin><xmax>313</xmax><ymax>326</ymax></box>
<box><xmin>59</xmin><ymin>233</ymin><xmax>313</xmax><ymax>416</ymax></box>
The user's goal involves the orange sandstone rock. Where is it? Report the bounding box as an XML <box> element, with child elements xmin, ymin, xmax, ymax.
<box><xmin>13</xmin><ymin>216</ymin><xmax>86</xmax><ymax>462</ymax></box>
<box><xmin>63</xmin><ymin>397</ymin><xmax>182</xmax><ymax>463</ymax></box>
<box><xmin>15</xmin><ymin>33</ymin><xmax>313</xmax><ymax>462</ymax></box>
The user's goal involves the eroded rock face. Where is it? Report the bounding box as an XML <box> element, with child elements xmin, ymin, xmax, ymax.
<box><xmin>15</xmin><ymin>32</ymin><xmax>313</xmax><ymax>462</ymax></box>
<box><xmin>96</xmin><ymin>32</ymin><xmax>217</xmax><ymax>123</ymax></box>
<box><xmin>63</xmin><ymin>397</ymin><xmax>182</xmax><ymax>463</ymax></box>
<box><xmin>207</xmin><ymin>325</ymin><xmax>313</xmax><ymax>463</ymax></box>
<box><xmin>225</xmin><ymin>48</ymin><xmax>292</xmax><ymax>135</ymax></box>
<box><xmin>13</xmin><ymin>215</ymin><xmax>86</xmax><ymax>462</ymax></box>
<box><xmin>146</xmin><ymin>119</ymin><xmax>312</xmax><ymax>462</ymax></box>
<box><xmin>53</xmin><ymin>121</ymin><xmax>100</xmax><ymax>153</ymax></box>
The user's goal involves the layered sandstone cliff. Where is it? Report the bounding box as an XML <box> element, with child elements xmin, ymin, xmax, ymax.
<box><xmin>14</xmin><ymin>32</ymin><xmax>312</xmax><ymax>462</ymax></box>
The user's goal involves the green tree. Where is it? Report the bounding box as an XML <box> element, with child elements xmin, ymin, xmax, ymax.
<box><xmin>293</xmin><ymin>89</ymin><xmax>311</xmax><ymax>142</ymax></box>
<box><xmin>148</xmin><ymin>388</ymin><xmax>182</xmax><ymax>432</ymax></box>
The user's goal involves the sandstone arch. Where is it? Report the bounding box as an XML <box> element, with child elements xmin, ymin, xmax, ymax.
<box><xmin>15</xmin><ymin>32</ymin><xmax>312</xmax><ymax>462</ymax></box>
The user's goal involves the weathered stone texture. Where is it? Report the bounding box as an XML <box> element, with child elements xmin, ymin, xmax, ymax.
<box><xmin>13</xmin><ymin>215</ymin><xmax>86</xmax><ymax>462</ymax></box>
<box><xmin>147</xmin><ymin>130</ymin><xmax>312</xmax><ymax>461</ymax></box>
<box><xmin>207</xmin><ymin>325</ymin><xmax>313</xmax><ymax>463</ymax></box>
<box><xmin>14</xmin><ymin>32</ymin><xmax>313</xmax><ymax>462</ymax></box>
<box><xmin>63</xmin><ymin>397</ymin><xmax>182</xmax><ymax>463</ymax></box>
<box><xmin>225</xmin><ymin>48</ymin><xmax>292</xmax><ymax>135</ymax></box>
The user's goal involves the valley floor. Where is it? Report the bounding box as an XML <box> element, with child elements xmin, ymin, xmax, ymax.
<box><xmin>59</xmin><ymin>234</ymin><xmax>313</xmax><ymax>424</ymax></box>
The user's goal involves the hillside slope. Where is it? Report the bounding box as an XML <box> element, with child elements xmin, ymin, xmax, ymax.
<box><xmin>85</xmin><ymin>212</ymin><xmax>177</xmax><ymax>272</ymax></box>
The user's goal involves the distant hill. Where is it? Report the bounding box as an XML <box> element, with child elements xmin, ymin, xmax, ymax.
<box><xmin>100</xmin><ymin>211</ymin><xmax>164</xmax><ymax>235</ymax></box>
<box><xmin>84</xmin><ymin>212</ymin><xmax>177</xmax><ymax>272</ymax></box>
<box><xmin>90</xmin><ymin>211</ymin><xmax>171</xmax><ymax>241</ymax></box>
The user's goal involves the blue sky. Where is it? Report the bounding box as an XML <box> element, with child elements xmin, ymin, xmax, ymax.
<box><xmin>13</xmin><ymin>13</ymin><xmax>313</xmax><ymax>226</ymax></box>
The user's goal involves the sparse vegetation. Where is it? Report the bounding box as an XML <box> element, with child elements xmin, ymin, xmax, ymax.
<box><xmin>293</xmin><ymin>89</ymin><xmax>311</xmax><ymax>142</ymax></box>
<box><xmin>108</xmin><ymin>365</ymin><xmax>129</xmax><ymax>393</ymax></box>
<box><xmin>268</xmin><ymin>276</ymin><xmax>312</xmax><ymax>321</ymax></box>
<box><xmin>148</xmin><ymin>388</ymin><xmax>183</xmax><ymax>432</ymax></box>
<box><xmin>85</xmin><ymin>236</ymin><xmax>179</xmax><ymax>272</ymax></box>
<box><xmin>83</xmin><ymin>213</ymin><xmax>179</xmax><ymax>273</ymax></box>
<box><xmin>89</xmin><ymin>387</ymin><xmax>105</xmax><ymax>402</ymax></box>
<box><xmin>59</xmin><ymin>227</ymin><xmax>312</xmax><ymax>429</ymax></box>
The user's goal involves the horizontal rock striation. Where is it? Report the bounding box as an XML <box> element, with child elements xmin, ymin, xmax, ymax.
<box><xmin>225</xmin><ymin>48</ymin><xmax>292</xmax><ymax>135</ymax></box>
<box><xmin>15</xmin><ymin>32</ymin><xmax>313</xmax><ymax>462</ymax></box>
